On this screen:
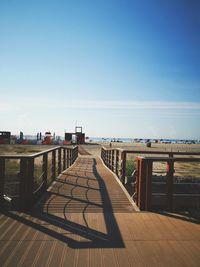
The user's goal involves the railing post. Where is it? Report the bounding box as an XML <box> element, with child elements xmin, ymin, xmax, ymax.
<box><xmin>72</xmin><ymin>148</ymin><xmax>75</xmax><ymax>164</ymax></box>
<box><xmin>20</xmin><ymin>157</ymin><xmax>34</xmax><ymax>210</ymax></box>
<box><xmin>66</xmin><ymin>149</ymin><xmax>69</xmax><ymax>168</ymax></box>
<box><xmin>103</xmin><ymin>148</ymin><xmax>105</xmax><ymax>163</ymax></box>
<box><xmin>135</xmin><ymin>157</ymin><xmax>140</xmax><ymax>205</ymax></box>
<box><xmin>63</xmin><ymin>148</ymin><xmax>66</xmax><ymax>170</ymax></box>
<box><xmin>108</xmin><ymin>150</ymin><xmax>110</xmax><ymax>168</ymax></box>
<box><xmin>146</xmin><ymin>160</ymin><xmax>153</xmax><ymax>210</ymax></box>
<box><xmin>138</xmin><ymin>158</ymin><xmax>147</xmax><ymax>210</ymax></box>
<box><xmin>43</xmin><ymin>153</ymin><xmax>48</xmax><ymax>190</ymax></box>
<box><xmin>52</xmin><ymin>150</ymin><xmax>56</xmax><ymax>179</ymax></box>
<box><xmin>166</xmin><ymin>159</ymin><xmax>174</xmax><ymax>211</ymax></box>
<box><xmin>70</xmin><ymin>149</ymin><xmax>72</xmax><ymax>165</ymax></box>
<box><xmin>121</xmin><ymin>151</ymin><xmax>126</xmax><ymax>184</ymax></box>
<box><xmin>111</xmin><ymin>149</ymin><xmax>114</xmax><ymax>171</ymax></box>
<box><xmin>0</xmin><ymin>158</ymin><xmax>5</xmax><ymax>206</ymax></box>
<box><xmin>115</xmin><ymin>150</ymin><xmax>119</xmax><ymax>177</ymax></box>
<box><xmin>76</xmin><ymin>146</ymin><xmax>78</xmax><ymax>159</ymax></box>
<box><xmin>58</xmin><ymin>147</ymin><xmax>61</xmax><ymax>174</ymax></box>
<box><xmin>27</xmin><ymin>158</ymin><xmax>34</xmax><ymax>209</ymax></box>
<box><xmin>19</xmin><ymin>158</ymin><xmax>27</xmax><ymax>209</ymax></box>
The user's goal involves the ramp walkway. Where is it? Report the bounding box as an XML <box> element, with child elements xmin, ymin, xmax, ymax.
<box><xmin>0</xmin><ymin>154</ymin><xmax>200</xmax><ymax>266</ymax></box>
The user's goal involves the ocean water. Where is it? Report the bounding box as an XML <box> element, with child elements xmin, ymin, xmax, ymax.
<box><xmin>89</xmin><ymin>137</ymin><xmax>200</xmax><ymax>144</ymax></box>
<box><xmin>13</xmin><ymin>135</ymin><xmax>200</xmax><ymax>144</ymax></box>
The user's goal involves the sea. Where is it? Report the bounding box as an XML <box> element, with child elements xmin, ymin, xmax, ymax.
<box><xmin>89</xmin><ymin>137</ymin><xmax>200</xmax><ymax>144</ymax></box>
<box><xmin>15</xmin><ymin>135</ymin><xmax>200</xmax><ymax>144</ymax></box>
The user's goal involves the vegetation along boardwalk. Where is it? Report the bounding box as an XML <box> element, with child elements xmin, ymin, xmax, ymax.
<box><xmin>0</xmin><ymin>148</ymin><xmax>200</xmax><ymax>266</ymax></box>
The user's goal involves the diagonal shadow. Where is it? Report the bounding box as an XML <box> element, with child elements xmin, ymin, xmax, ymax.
<box><xmin>3</xmin><ymin>157</ymin><xmax>125</xmax><ymax>248</ymax></box>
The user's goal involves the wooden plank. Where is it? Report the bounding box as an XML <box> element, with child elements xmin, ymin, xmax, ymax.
<box><xmin>1</xmin><ymin>154</ymin><xmax>200</xmax><ymax>266</ymax></box>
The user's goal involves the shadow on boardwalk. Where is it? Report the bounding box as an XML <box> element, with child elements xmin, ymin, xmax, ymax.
<box><xmin>2</xmin><ymin>158</ymin><xmax>125</xmax><ymax>249</ymax></box>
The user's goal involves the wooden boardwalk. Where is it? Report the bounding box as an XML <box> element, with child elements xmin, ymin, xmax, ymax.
<box><xmin>0</xmin><ymin>155</ymin><xmax>200</xmax><ymax>266</ymax></box>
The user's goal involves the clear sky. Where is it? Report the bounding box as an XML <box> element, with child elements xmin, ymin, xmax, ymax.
<box><xmin>0</xmin><ymin>0</ymin><xmax>200</xmax><ymax>139</ymax></box>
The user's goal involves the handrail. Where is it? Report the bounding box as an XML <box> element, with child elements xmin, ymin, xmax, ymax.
<box><xmin>0</xmin><ymin>145</ymin><xmax>79</xmax><ymax>210</ymax></box>
<box><xmin>101</xmin><ymin>146</ymin><xmax>200</xmax><ymax>211</ymax></box>
<box><xmin>0</xmin><ymin>145</ymin><xmax>76</xmax><ymax>159</ymax></box>
<box><xmin>101</xmin><ymin>146</ymin><xmax>200</xmax><ymax>181</ymax></box>
<box><xmin>135</xmin><ymin>156</ymin><xmax>200</xmax><ymax>211</ymax></box>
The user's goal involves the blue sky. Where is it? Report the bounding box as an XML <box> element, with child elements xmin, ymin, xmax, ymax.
<box><xmin>0</xmin><ymin>0</ymin><xmax>200</xmax><ymax>139</ymax></box>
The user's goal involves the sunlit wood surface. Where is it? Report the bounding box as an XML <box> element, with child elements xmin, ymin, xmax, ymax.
<box><xmin>0</xmin><ymin>156</ymin><xmax>200</xmax><ymax>267</ymax></box>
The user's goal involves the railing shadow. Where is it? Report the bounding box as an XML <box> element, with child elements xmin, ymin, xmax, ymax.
<box><xmin>2</xmin><ymin>157</ymin><xmax>125</xmax><ymax>249</ymax></box>
<box><xmin>154</xmin><ymin>210</ymin><xmax>200</xmax><ymax>224</ymax></box>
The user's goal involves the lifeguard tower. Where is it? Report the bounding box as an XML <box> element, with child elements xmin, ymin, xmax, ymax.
<box><xmin>0</xmin><ymin>131</ymin><xmax>11</xmax><ymax>144</ymax></box>
<box><xmin>64</xmin><ymin>126</ymin><xmax>85</xmax><ymax>145</ymax></box>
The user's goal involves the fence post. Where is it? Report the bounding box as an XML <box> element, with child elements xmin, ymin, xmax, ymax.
<box><xmin>121</xmin><ymin>151</ymin><xmax>126</xmax><ymax>184</ymax></box>
<box><xmin>19</xmin><ymin>158</ymin><xmax>27</xmax><ymax>209</ymax></box>
<box><xmin>72</xmin><ymin>148</ymin><xmax>74</xmax><ymax>164</ymax></box>
<box><xmin>20</xmin><ymin>157</ymin><xmax>34</xmax><ymax>210</ymax></box>
<box><xmin>63</xmin><ymin>148</ymin><xmax>66</xmax><ymax>170</ymax></box>
<box><xmin>166</xmin><ymin>159</ymin><xmax>174</xmax><ymax>211</ymax></box>
<box><xmin>70</xmin><ymin>149</ymin><xmax>72</xmax><ymax>165</ymax></box>
<box><xmin>115</xmin><ymin>150</ymin><xmax>119</xmax><ymax>177</ymax></box>
<box><xmin>135</xmin><ymin>157</ymin><xmax>140</xmax><ymax>205</ymax></box>
<box><xmin>58</xmin><ymin>147</ymin><xmax>62</xmax><ymax>174</ymax></box>
<box><xmin>43</xmin><ymin>153</ymin><xmax>48</xmax><ymax>190</ymax></box>
<box><xmin>0</xmin><ymin>158</ymin><xmax>5</xmax><ymax>206</ymax></box>
<box><xmin>76</xmin><ymin>146</ymin><xmax>78</xmax><ymax>159</ymax></box>
<box><xmin>52</xmin><ymin>150</ymin><xmax>56</xmax><ymax>179</ymax></box>
<box><xmin>66</xmin><ymin>149</ymin><xmax>69</xmax><ymax>168</ymax></box>
<box><xmin>146</xmin><ymin>160</ymin><xmax>153</xmax><ymax>210</ymax></box>
<box><xmin>138</xmin><ymin>158</ymin><xmax>147</xmax><ymax>210</ymax></box>
<box><xmin>111</xmin><ymin>150</ymin><xmax>114</xmax><ymax>171</ymax></box>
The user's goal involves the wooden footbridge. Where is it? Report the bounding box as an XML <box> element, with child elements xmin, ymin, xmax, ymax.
<box><xmin>0</xmin><ymin>145</ymin><xmax>200</xmax><ymax>266</ymax></box>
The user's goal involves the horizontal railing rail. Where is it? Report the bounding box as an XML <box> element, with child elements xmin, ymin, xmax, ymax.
<box><xmin>101</xmin><ymin>146</ymin><xmax>200</xmax><ymax>181</ymax></box>
<box><xmin>0</xmin><ymin>146</ymin><xmax>78</xmax><ymax>210</ymax></box>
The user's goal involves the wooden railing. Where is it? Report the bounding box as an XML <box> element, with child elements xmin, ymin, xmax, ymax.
<box><xmin>101</xmin><ymin>147</ymin><xmax>200</xmax><ymax>181</ymax></box>
<box><xmin>101</xmin><ymin>147</ymin><xmax>122</xmax><ymax>178</ymax></box>
<box><xmin>136</xmin><ymin>156</ymin><xmax>200</xmax><ymax>211</ymax></box>
<box><xmin>0</xmin><ymin>146</ymin><xmax>78</xmax><ymax>210</ymax></box>
<box><xmin>101</xmin><ymin>147</ymin><xmax>200</xmax><ymax>210</ymax></box>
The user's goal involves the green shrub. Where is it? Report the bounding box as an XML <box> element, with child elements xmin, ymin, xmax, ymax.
<box><xmin>126</xmin><ymin>160</ymin><xmax>136</xmax><ymax>177</ymax></box>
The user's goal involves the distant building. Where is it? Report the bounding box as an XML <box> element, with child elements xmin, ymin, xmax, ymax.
<box><xmin>64</xmin><ymin>126</ymin><xmax>85</xmax><ymax>145</ymax></box>
<box><xmin>0</xmin><ymin>131</ymin><xmax>11</xmax><ymax>144</ymax></box>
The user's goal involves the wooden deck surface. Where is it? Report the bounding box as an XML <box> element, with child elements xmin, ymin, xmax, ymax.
<box><xmin>0</xmin><ymin>155</ymin><xmax>200</xmax><ymax>266</ymax></box>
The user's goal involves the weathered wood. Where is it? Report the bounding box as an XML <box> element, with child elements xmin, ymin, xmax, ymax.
<box><xmin>146</xmin><ymin>160</ymin><xmax>153</xmax><ymax>210</ymax></box>
<box><xmin>135</xmin><ymin>157</ymin><xmax>140</xmax><ymax>205</ymax></box>
<box><xmin>166</xmin><ymin>159</ymin><xmax>174</xmax><ymax>211</ymax></box>
<box><xmin>63</xmin><ymin>148</ymin><xmax>66</xmax><ymax>170</ymax></box>
<box><xmin>67</xmin><ymin>148</ymin><xmax>70</xmax><ymax>168</ymax></box>
<box><xmin>111</xmin><ymin>150</ymin><xmax>114</xmax><ymax>172</ymax></box>
<box><xmin>19</xmin><ymin>157</ymin><xmax>34</xmax><ymax>210</ymax></box>
<box><xmin>19</xmin><ymin>158</ymin><xmax>28</xmax><ymax>208</ymax></box>
<box><xmin>138</xmin><ymin>158</ymin><xmax>147</xmax><ymax>210</ymax></box>
<box><xmin>115</xmin><ymin>150</ymin><xmax>119</xmax><ymax>177</ymax></box>
<box><xmin>43</xmin><ymin>153</ymin><xmax>48</xmax><ymax>190</ymax></box>
<box><xmin>70</xmin><ymin>149</ymin><xmax>72</xmax><ymax>165</ymax></box>
<box><xmin>0</xmin><ymin>158</ymin><xmax>5</xmax><ymax>204</ymax></box>
<box><xmin>52</xmin><ymin>150</ymin><xmax>56</xmax><ymax>179</ymax></box>
<box><xmin>121</xmin><ymin>151</ymin><xmax>126</xmax><ymax>184</ymax></box>
<box><xmin>58</xmin><ymin>147</ymin><xmax>61</xmax><ymax>174</ymax></box>
<box><xmin>26</xmin><ymin>158</ymin><xmax>34</xmax><ymax>210</ymax></box>
<box><xmin>0</xmin><ymin>153</ymin><xmax>200</xmax><ymax>266</ymax></box>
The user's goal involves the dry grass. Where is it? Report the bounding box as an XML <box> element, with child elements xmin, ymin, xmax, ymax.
<box><xmin>0</xmin><ymin>144</ymin><xmax>58</xmax><ymax>155</ymax></box>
